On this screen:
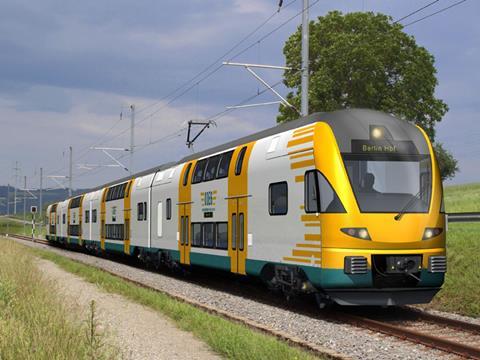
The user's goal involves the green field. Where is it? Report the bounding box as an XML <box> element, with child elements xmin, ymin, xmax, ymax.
<box><xmin>444</xmin><ymin>182</ymin><xmax>480</xmax><ymax>213</ymax></box>
<box><xmin>429</xmin><ymin>182</ymin><xmax>480</xmax><ymax>317</ymax></box>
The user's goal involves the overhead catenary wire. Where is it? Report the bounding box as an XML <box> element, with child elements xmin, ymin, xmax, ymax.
<box><xmin>134</xmin><ymin>0</ymin><xmax>300</xmax><ymax>117</ymax></box>
<box><xmin>403</xmin><ymin>0</ymin><xmax>468</xmax><ymax>27</ymax></box>
<box><xmin>44</xmin><ymin>0</ymin><xmax>307</xmax><ymax>183</ymax></box>
<box><xmin>74</xmin><ymin>0</ymin><xmax>321</xmax><ymax>160</ymax></box>
<box><xmin>393</xmin><ymin>0</ymin><xmax>441</xmax><ymax>24</ymax></box>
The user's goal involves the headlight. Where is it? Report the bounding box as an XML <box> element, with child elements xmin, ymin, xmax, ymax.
<box><xmin>341</xmin><ymin>227</ymin><xmax>371</xmax><ymax>240</ymax></box>
<box><xmin>423</xmin><ymin>228</ymin><xmax>443</xmax><ymax>240</ymax></box>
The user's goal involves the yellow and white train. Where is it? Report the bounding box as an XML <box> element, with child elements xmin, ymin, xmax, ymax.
<box><xmin>46</xmin><ymin>109</ymin><xmax>446</xmax><ymax>306</ymax></box>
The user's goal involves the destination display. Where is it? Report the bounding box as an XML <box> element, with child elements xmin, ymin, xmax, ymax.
<box><xmin>351</xmin><ymin>139</ymin><xmax>419</xmax><ymax>154</ymax></box>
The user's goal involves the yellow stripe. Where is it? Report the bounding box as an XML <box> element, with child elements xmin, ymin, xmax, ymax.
<box><xmin>304</xmin><ymin>234</ymin><xmax>321</xmax><ymax>241</ymax></box>
<box><xmin>290</xmin><ymin>159</ymin><xmax>315</xmax><ymax>169</ymax></box>
<box><xmin>287</xmin><ymin>147</ymin><xmax>314</xmax><ymax>156</ymax></box>
<box><xmin>304</xmin><ymin>222</ymin><xmax>320</xmax><ymax>227</ymax></box>
<box><xmin>301</xmin><ymin>214</ymin><xmax>319</xmax><ymax>222</ymax></box>
<box><xmin>292</xmin><ymin>129</ymin><xmax>315</xmax><ymax>137</ymax></box>
<box><xmin>283</xmin><ymin>256</ymin><xmax>312</xmax><ymax>264</ymax></box>
<box><xmin>124</xmin><ymin>179</ymin><xmax>134</xmax><ymax>255</ymax></box>
<box><xmin>299</xmin><ymin>205</ymin><xmax>305</xmax><ymax>210</ymax></box>
<box><xmin>315</xmin><ymin>260</ymin><xmax>322</xmax><ymax>265</ymax></box>
<box><xmin>296</xmin><ymin>243</ymin><xmax>322</xmax><ymax>248</ymax></box>
<box><xmin>295</xmin><ymin>175</ymin><xmax>304</xmax><ymax>183</ymax></box>
<box><xmin>287</xmin><ymin>135</ymin><xmax>313</xmax><ymax>148</ymax></box>
<box><xmin>292</xmin><ymin>249</ymin><xmax>321</xmax><ymax>258</ymax></box>
<box><xmin>293</xmin><ymin>124</ymin><xmax>316</xmax><ymax>134</ymax></box>
<box><xmin>289</xmin><ymin>151</ymin><xmax>313</xmax><ymax>160</ymax></box>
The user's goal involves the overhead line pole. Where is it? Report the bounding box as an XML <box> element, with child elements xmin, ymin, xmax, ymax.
<box><xmin>23</xmin><ymin>176</ymin><xmax>26</xmax><ymax>235</ymax></box>
<box><xmin>39</xmin><ymin>167</ymin><xmax>43</xmax><ymax>234</ymax></box>
<box><xmin>301</xmin><ymin>0</ymin><xmax>309</xmax><ymax>117</ymax></box>
<box><xmin>6</xmin><ymin>183</ymin><xmax>10</xmax><ymax>216</ymax></box>
<box><xmin>130</xmin><ymin>104</ymin><xmax>135</xmax><ymax>176</ymax></box>
<box><xmin>69</xmin><ymin>146</ymin><xmax>73</xmax><ymax>197</ymax></box>
<box><xmin>13</xmin><ymin>161</ymin><xmax>20</xmax><ymax>214</ymax></box>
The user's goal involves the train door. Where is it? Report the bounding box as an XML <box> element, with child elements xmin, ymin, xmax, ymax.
<box><xmin>178</xmin><ymin>203</ymin><xmax>191</xmax><ymax>264</ymax></box>
<box><xmin>228</xmin><ymin>142</ymin><xmax>255</xmax><ymax>275</ymax></box>
<box><xmin>50</xmin><ymin>210</ymin><xmax>56</xmax><ymax>239</ymax></box>
<box><xmin>228</xmin><ymin>197</ymin><xmax>247</xmax><ymax>273</ymax></box>
<box><xmin>178</xmin><ymin>161</ymin><xmax>195</xmax><ymax>265</ymax></box>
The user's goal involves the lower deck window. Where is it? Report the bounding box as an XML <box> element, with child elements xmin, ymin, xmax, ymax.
<box><xmin>68</xmin><ymin>225</ymin><xmax>80</xmax><ymax>237</ymax></box>
<box><xmin>191</xmin><ymin>222</ymin><xmax>228</xmax><ymax>250</ymax></box>
<box><xmin>105</xmin><ymin>224</ymin><xmax>125</xmax><ymax>240</ymax></box>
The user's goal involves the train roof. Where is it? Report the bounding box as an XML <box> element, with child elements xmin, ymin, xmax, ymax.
<box><xmin>87</xmin><ymin>108</ymin><xmax>422</xmax><ymax>192</ymax></box>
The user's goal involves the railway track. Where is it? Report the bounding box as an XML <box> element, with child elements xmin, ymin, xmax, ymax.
<box><xmin>332</xmin><ymin>308</ymin><xmax>480</xmax><ymax>359</ymax></box>
<box><xmin>6</xmin><ymin>233</ymin><xmax>480</xmax><ymax>359</ymax></box>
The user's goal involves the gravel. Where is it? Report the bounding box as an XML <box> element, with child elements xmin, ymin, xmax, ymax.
<box><xmin>18</xmin><ymin>239</ymin><xmax>465</xmax><ymax>360</ymax></box>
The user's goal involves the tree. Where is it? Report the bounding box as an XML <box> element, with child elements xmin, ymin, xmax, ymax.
<box><xmin>434</xmin><ymin>143</ymin><xmax>459</xmax><ymax>181</ymax></box>
<box><xmin>279</xmin><ymin>11</ymin><xmax>457</xmax><ymax>179</ymax></box>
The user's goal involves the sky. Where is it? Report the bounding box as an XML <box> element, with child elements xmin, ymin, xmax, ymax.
<box><xmin>0</xmin><ymin>0</ymin><xmax>478</xmax><ymax>191</ymax></box>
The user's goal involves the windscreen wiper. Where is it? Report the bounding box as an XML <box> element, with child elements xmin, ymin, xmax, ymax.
<box><xmin>394</xmin><ymin>185</ymin><xmax>426</xmax><ymax>221</ymax></box>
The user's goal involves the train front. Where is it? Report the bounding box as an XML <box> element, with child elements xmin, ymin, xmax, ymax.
<box><xmin>312</xmin><ymin>109</ymin><xmax>446</xmax><ymax>306</ymax></box>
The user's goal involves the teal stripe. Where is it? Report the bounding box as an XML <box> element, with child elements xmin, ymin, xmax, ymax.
<box><xmin>190</xmin><ymin>252</ymin><xmax>230</xmax><ymax>271</ymax></box>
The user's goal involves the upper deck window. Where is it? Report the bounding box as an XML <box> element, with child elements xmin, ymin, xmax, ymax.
<box><xmin>217</xmin><ymin>151</ymin><xmax>233</xmax><ymax>179</ymax></box>
<box><xmin>183</xmin><ymin>163</ymin><xmax>192</xmax><ymax>186</ymax></box>
<box><xmin>204</xmin><ymin>155</ymin><xmax>221</xmax><ymax>181</ymax></box>
<box><xmin>235</xmin><ymin>147</ymin><xmax>247</xmax><ymax>176</ymax></box>
<box><xmin>192</xmin><ymin>159</ymin><xmax>208</xmax><ymax>184</ymax></box>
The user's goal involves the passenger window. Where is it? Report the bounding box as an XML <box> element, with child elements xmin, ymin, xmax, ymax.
<box><xmin>63</xmin><ymin>214</ymin><xmax>66</xmax><ymax>224</ymax></box>
<box><xmin>203</xmin><ymin>223</ymin><xmax>215</xmax><ymax>247</ymax></box>
<box><xmin>217</xmin><ymin>151</ymin><xmax>233</xmax><ymax>179</ymax></box>
<box><xmin>305</xmin><ymin>170</ymin><xmax>346</xmax><ymax>213</ymax></box>
<box><xmin>192</xmin><ymin>159</ymin><xmax>208</xmax><ymax>184</ymax></box>
<box><xmin>192</xmin><ymin>223</ymin><xmax>202</xmax><ymax>246</ymax></box>
<box><xmin>232</xmin><ymin>214</ymin><xmax>237</xmax><ymax>250</ymax></box>
<box><xmin>269</xmin><ymin>182</ymin><xmax>288</xmax><ymax>215</ymax></box>
<box><xmin>183</xmin><ymin>163</ymin><xmax>192</xmax><ymax>186</ymax></box>
<box><xmin>144</xmin><ymin>201</ymin><xmax>147</xmax><ymax>220</ymax></box>
<box><xmin>137</xmin><ymin>202</ymin><xmax>144</xmax><ymax>221</ymax></box>
<box><xmin>216</xmin><ymin>223</ymin><xmax>228</xmax><ymax>249</ymax></box>
<box><xmin>157</xmin><ymin>202</ymin><xmax>162</xmax><ymax>237</ymax></box>
<box><xmin>204</xmin><ymin>155</ymin><xmax>221</xmax><ymax>181</ymax></box>
<box><xmin>235</xmin><ymin>147</ymin><xmax>247</xmax><ymax>176</ymax></box>
<box><xmin>166</xmin><ymin>198</ymin><xmax>172</xmax><ymax>220</ymax></box>
<box><xmin>85</xmin><ymin>210</ymin><xmax>90</xmax><ymax>223</ymax></box>
<box><xmin>239</xmin><ymin>213</ymin><xmax>244</xmax><ymax>250</ymax></box>
<box><xmin>92</xmin><ymin>209</ymin><xmax>97</xmax><ymax>223</ymax></box>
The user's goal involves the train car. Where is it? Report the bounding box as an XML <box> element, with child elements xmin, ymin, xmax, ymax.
<box><xmin>46</xmin><ymin>109</ymin><xmax>446</xmax><ymax>306</ymax></box>
<box><xmin>81</xmin><ymin>189</ymin><xmax>102</xmax><ymax>249</ymax></box>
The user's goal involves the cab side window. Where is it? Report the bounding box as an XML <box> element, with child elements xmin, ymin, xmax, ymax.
<box><xmin>269</xmin><ymin>182</ymin><xmax>288</xmax><ymax>215</ymax></box>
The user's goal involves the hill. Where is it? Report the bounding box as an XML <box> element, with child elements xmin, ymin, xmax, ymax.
<box><xmin>0</xmin><ymin>186</ymin><xmax>90</xmax><ymax>215</ymax></box>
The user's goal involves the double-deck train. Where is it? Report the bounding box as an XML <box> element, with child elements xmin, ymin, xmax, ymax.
<box><xmin>46</xmin><ymin>109</ymin><xmax>447</xmax><ymax>306</ymax></box>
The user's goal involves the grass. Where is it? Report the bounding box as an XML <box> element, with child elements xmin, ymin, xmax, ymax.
<box><xmin>19</xmin><ymin>242</ymin><xmax>322</xmax><ymax>360</ymax></box>
<box><xmin>444</xmin><ymin>182</ymin><xmax>480</xmax><ymax>213</ymax></box>
<box><xmin>426</xmin><ymin>182</ymin><xmax>480</xmax><ymax>318</ymax></box>
<box><xmin>0</xmin><ymin>239</ymin><xmax>117</xmax><ymax>360</ymax></box>
<box><xmin>427</xmin><ymin>223</ymin><xmax>480</xmax><ymax>317</ymax></box>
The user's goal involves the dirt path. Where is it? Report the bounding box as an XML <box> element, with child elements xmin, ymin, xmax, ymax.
<box><xmin>37</xmin><ymin>259</ymin><xmax>222</xmax><ymax>360</ymax></box>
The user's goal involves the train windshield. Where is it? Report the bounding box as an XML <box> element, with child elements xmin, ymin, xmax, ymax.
<box><xmin>343</xmin><ymin>154</ymin><xmax>432</xmax><ymax>213</ymax></box>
